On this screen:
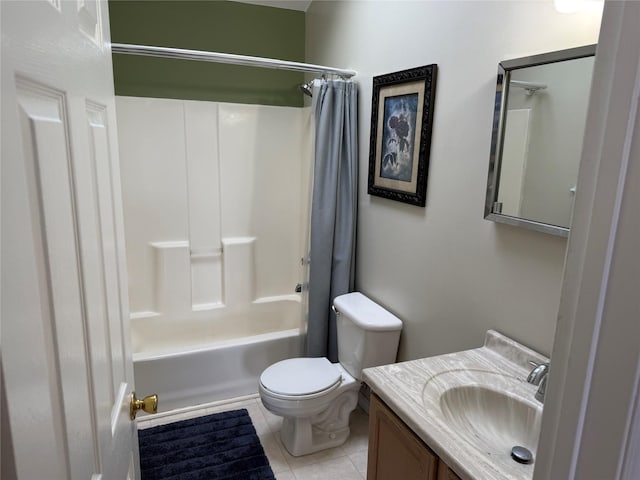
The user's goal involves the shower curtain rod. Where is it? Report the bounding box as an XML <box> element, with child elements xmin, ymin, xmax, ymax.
<box><xmin>111</xmin><ymin>43</ymin><xmax>357</xmax><ymax>79</ymax></box>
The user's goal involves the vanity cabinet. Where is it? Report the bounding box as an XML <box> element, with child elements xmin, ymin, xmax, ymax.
<box><xmin>437</xmin><ymin>464</ymin><xmax>463</xmax><ymax>480</ymax></box>
<box><xmin>367</xmin><ymin>393</ymin><xmax>462</xmax><ymax>480</ymax></box>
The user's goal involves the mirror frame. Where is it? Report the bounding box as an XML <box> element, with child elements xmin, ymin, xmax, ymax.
<box><xmin>485</xmin><ymin>44</ymin><xmax>596</xmax><ymax>238</ymax></box>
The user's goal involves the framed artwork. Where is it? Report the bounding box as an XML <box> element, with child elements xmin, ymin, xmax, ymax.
<box><xmin>367</xmin><ymin>65</ymin><xmax>437</xmax><ymax>207</ymax></box>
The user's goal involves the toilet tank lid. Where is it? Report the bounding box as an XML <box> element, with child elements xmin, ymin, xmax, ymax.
<box><xmin>333</xmin><ymin>292</ymin><xmax>402</xmax><ymax>331</ymax></box>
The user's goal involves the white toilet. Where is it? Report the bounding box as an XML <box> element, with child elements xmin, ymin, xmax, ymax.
<box><xmin>259</xmin><ymin>292</ymin><xmax>402</xmax><ymax>456</ymax></box>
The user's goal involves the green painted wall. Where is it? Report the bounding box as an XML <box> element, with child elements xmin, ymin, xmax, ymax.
<box><xmin>108</xmin><ymin>1</ymin><xmax>305</xmax><ymax>107</ymax></box>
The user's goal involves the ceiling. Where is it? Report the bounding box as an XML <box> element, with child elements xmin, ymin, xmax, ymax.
<box><xmin>228</xmin><ymin>0</ymin><xmax>312</xmax><ymax>12</ymax></box>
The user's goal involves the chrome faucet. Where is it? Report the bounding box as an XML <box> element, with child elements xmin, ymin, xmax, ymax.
<box><xmin>527</xmin><ymin>361</ymin><xmax>549</xmax><ymax>403</ymax></box>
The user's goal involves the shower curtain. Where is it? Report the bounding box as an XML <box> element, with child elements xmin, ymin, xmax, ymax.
<box><xmin>306</xmin><ymin>79</ymin><xmax>358</xmax><ymax>362</ymax></box>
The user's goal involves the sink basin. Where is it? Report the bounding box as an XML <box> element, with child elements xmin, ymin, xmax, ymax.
<box><xmin>422</xmin><ymin>370</ymin><xmax>542</xmax><ymax>459</ymax></box>
<box><xmin>364</xmin><ymin>332</ymin><xmax>549</xmax><ymax>480</ymax></box>
<box><xmin>440</xmin><ymin>385</ymin><xmax>542</xmax><ymax>456</ymax></box>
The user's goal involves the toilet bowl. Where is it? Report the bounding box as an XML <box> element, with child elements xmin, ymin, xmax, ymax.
<box><xmin>259</xmin><ymin>358</ymin><xmax>359</xmax><ymax>456</ymax></box>
<box><xmin>259</xmin><ymin>292</ymin><xmax>403</xmax><ymax>457</ymax></box>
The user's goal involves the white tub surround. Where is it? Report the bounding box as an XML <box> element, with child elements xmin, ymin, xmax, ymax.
<box><xmin>116</xmin><ymin>96</ymin><xmax>312</xmax><ymax>324</ymax></box>
<box><xmin>151</xmin><ymin>241</ymin><xmax>191</xmax><ymax>316</ymax></box>
<box><xmin>117</xmin><ymin>97</ymin><xmax>313</xmax><ymax>409</ymax></box>
<box><xmin>222</xmin><ymin>237</ymin><xmax>257</xmax><ymax>308</ymax></box>
<box><xmin>363</xmin><ymin>330</ymin><xmax>548</xmax><ymax>480</ymax></box>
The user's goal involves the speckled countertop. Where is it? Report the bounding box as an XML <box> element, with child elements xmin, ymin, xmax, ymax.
<box><xmin>362</xmin><ymin>330</ymin><xmax>549</xmax><ymax>480</ymax></box>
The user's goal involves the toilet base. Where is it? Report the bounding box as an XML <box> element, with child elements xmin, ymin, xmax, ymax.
<box><xmin>279</xmin><ymin>389</ymin><xmax>359</xmax><ymax>457</ymax></box>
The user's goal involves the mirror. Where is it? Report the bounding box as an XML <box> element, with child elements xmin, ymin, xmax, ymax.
<box><xmin>485</xmin><ymin>45</ymin><xmax>596</xmax><ymax>237</ymax></box>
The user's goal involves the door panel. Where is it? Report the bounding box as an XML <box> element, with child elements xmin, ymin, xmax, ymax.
<box><xmin>1</xmin><ymin>1</ymin><xmax>137</xmax><ymax>479</ymax></box>
<box><xmin>88</xmin><ymin>103</ymin><xmax>127</xmax><ymax>393</ymax></box>
<box><xmin>16</xmin><ymin>77</ymin><xmax>97</xmax><ymax>478</ymax></box>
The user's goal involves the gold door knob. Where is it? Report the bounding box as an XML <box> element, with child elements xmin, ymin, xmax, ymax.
<box><xmin>130</xmin><ymin>392</ymin><xmax>158</xmax><ymax>420</ymax></box>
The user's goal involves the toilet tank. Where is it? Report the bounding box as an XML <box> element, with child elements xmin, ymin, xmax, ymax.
<box><xmin>333</xmin><ymin>292</ymin><xmax>402</xmax><ymax>380</ymax></box>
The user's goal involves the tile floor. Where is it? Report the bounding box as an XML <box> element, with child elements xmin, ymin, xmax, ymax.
<box><xmin>137</xmin><ymin>394</ymin><xmax>370</xmax><ymax>480</ymax></box>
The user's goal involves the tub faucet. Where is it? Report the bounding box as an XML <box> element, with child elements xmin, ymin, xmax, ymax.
<box><xmin>527</xmin><ymin>361</ymin><xmax>549</xmax><ymax>403</ymax></box>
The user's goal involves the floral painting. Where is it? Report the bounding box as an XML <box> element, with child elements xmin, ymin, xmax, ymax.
<box><xmin>368</xmin><ymin>65</ymin><xmax>437</xmax><ymax>207</ymax></box>
<box><xmin>380</xmin><ymin>93</ymin><xmax>419</xmax><ymax>182</ymax></box>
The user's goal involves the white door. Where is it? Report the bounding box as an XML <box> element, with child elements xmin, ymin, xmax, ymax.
<box><xmin>1</xmin><ymin>1</ymin><xmax>139</xmax><ymax>479</ymax></box>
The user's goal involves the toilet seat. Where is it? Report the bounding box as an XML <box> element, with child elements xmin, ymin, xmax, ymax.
<box><xmin>260</xmin><ymin>357</ymin><xmax>342</xmax><ymax>400</ymax></box>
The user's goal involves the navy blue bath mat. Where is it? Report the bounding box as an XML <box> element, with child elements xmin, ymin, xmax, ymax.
<box><xmin>138</xmin><ymin>408</ymin><xmax>275</xmax><ymax>480</ymax></box>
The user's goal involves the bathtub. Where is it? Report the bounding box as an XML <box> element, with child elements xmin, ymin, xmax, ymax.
<box><xmin>131</xmin><ymin>298</ymin><xmax>304</xmax><ymax>412</ymax></box>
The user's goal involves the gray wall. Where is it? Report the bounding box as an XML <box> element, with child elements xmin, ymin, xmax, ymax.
<box><xmin>305</xmin><ymin>0</ymin><xmax>602</xmax><ymax>360</ymax></box>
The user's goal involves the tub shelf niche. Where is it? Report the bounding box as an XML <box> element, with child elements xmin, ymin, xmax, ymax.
<box><xmin>137</xmin><ymin>236</ymin><xmax>301</xmax><ymax>324</ymax></box>
<box><xmin>151</xmin><ymin>241</ymin><xmax>192</xmax><ymax>317</ymax></box>
<box><xmin>190</xmin><ymin>245</ymin><xmax>224</xmax><ymax>311</ymax></box>
<box><xmin>221</xmin><ymin>237</ymin><xmax>256</xmax><ymax>308</ymax></box>
<box><xmin>150</xmin><ymin>238</ymin><xmax>262</xmax><ymax>316</ymax></box>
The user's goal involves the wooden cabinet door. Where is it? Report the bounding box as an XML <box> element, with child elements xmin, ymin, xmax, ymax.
<box><xmin>367</xmin><ymin>393</ymin><xmax>439</xmax><ymax>480</ymax></box>
<box><xmin>437</xmin><ymin>461</ymin><xmax>463</xmax><ymax>480</ymax></box>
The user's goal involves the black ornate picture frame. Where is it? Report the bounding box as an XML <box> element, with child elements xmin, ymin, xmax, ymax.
<box><xmin>367</xmin><ymin>65</ymin><xmax>437</xmax><ymax>207</ymax></box>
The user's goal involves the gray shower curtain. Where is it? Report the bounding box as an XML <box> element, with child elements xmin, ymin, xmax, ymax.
<box><xmin>306</xmin><ymin>79</ymin><xmax>358</xmax><ymax>362</ymax></box>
